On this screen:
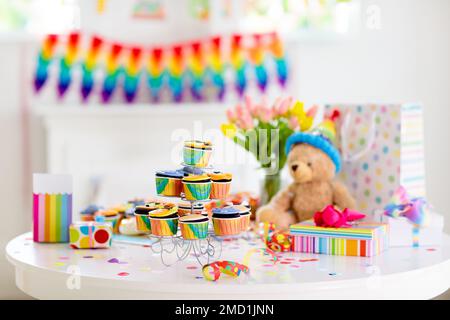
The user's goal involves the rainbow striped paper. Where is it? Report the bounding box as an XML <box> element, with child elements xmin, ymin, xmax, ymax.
<box><xmin>33</xmin><ymin>174</ymin><xmax>73</xmax><ymax>243</ymax></box>
<box><xmin>290</xmin><ymin>220</ymin><xmax>389</xmax><ymax>257</ymax></box>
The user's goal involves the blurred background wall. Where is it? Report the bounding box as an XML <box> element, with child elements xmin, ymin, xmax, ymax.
<box><xmin>0</xmin><ymin>0</ymin><xmax>449</xmax><ymax>299</ymax></box>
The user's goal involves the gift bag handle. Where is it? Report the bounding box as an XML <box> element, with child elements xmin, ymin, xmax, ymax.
<box><xmin>341</xmin><ymin>110</ymin><xmax>377</xmax><ymax>163</ymax></box>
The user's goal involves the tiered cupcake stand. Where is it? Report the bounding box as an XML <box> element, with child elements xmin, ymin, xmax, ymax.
<box><xmin>147</xmin><ymin>147</ymin><xmax>225</xmax><ymax>267</ymax></box>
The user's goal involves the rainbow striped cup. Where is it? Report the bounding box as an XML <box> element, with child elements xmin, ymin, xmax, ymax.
<box><xmin>179</xmin><ymin>214</ymin><xmax>209</xmax><ymax>240</ymax></box>
<box><xmin>182</xmin><ymin>175</ymin><xmax>211</xmax><ymax>201</ymax></box>
<box><xmin>183</xmin><ymin>140</ymin><xmax>212</xmax><ymax>168</ymax></box>
<box><xmin>150</xmin><ymin>217</ymin><xmax>179</xmax><ymax>237</ymax></box>
<box><xmin>134</xmin><ymin>209</ymin><xmax>152</xmax><ymax>233</ymax></box>
<box><xmin>212</xmin><ymin>207</ymin><xmax>241</xmax><ymax>236</ymax></box>
<box><xmin>155</xmin><ymin>170</ymin><xmax>184</xmax><ymax>197</ymax></box>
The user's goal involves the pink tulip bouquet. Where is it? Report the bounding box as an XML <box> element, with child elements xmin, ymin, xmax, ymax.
<box><xmin>221</xmin><ymin>96</ymin><xmax>317</xmax><ymax>203</ymax></box>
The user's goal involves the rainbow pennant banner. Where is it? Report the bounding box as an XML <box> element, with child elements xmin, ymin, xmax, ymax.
<box><xmin>249</xmin><ymin>34</ymin><xmax>268</xmax><ymax>93</ymax></box>
<box><xmin>230</xmin><ymin>35</ymin><xmax>247</xmax><ymax>97</ymax></box>
<box><xmin>33</xmin><ymin>174</ymin><xmax>73</xmax><ymax>243</ymax></box>
<box><xmin>34</xmin><ymin>34</ymin><xmax>59</xmax><ymax>92</ymax></box>
<box><xmin>101</xmin><ymin>43</ymin><xmax>123</xmax><ymax>103</ymax></box>
<box><xmin>207</xmin><ymin>37</ymin><xmax>225</xmax><ymax>100</ymax></box>
<box><xmin>168</xmin><ymin>45</ymin><xmax>185</xmax><ymax>102</ymax></box>
<box><xmin>188</xmin><ymin>42</ymin><xmax>205</xmax><ymax>101</ymax></box>
<box><xmin>57</xmin><ymin>32</ymin><xmax>80</xmax><ymax>98</ymax></box>
<box><xmin>34</xmin><ymin>32</ymin><xmax>289</xmax><ymax>104</ymax></box>
<box><xmin>124</xmin><ymin>47</ymin><xmax>143</xmax><ymax>103</ymax></box>
<box><xmin>269</xmin><ymin>33</ymin><xmax>288</xmax><ymax>87</ymax></box>
<box><xmin>81</xmin><ymin>36</ymin><xmax>103</xmax><ymax>101</ymax></box>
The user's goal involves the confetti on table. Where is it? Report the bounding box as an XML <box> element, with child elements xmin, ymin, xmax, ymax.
<box><xmin>83</xmin><ymin>255</ymin><xmax>94</xmax><ymax>259</ymax></box>
<box><xmin>299</xmin><ymin>258</ymin><xmax>319</xmax><ymax>263</ymax></box>
<box><xmin>202</xmin><ymin>261</ymin><xmax>249</xmax><ymax>282</ymax></box>
<box><xmin>58</xmin><ymin>256</ymin><xmax>69</xmax><ymax>260</ymax></box>
<box><xmin>426</xmin><ymin>248</ymin><xmax>436</xmax><ymax>252</ymax></box>
<box><xmin>186</xmin><ymin>265</ymin><xmax>198</xmax><ymax>270</ymax></box>
<box><xmin>117</xmin><ymin>272</ymin><xmax>129</xmax><ymax>277</ymax></box>
<box><xmin>54</xmin><ymin>262</ymin><xmax>66</xmax><ymax>267</ymax></box>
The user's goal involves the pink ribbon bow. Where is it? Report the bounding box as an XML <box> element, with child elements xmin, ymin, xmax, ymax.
<box><xmin>314</xmin><ymin>205</ymin><xmax>366</xmax><ymax>228</ymax></box>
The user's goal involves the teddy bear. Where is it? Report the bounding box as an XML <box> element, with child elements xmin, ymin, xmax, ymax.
<box><xmin>256</xmin><ymin>118</ymin><xmax>356</xmax><ymax>231</ymax></box>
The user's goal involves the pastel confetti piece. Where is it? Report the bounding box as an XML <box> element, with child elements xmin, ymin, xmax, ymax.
<box><xmin>117</xmin><ymin>272</ymin><xmax>129</xmax><ymax>277</ymax></box>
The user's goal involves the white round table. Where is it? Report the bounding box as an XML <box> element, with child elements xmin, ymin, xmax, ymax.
<box><xmin>6</xmin><ymin>232</ymin><xmax>450</xmax><ymax>299</ymax></box>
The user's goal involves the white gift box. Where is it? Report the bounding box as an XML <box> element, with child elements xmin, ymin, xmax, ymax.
<box><xmin>379</xmin><ymin>212</ymin><xmax>444</xmax><ymax>247</ymax></box>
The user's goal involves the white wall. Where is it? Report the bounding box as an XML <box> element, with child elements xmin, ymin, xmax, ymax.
<box><xmin>0</xmin><ymin>0</ymin><xmax>449</xmax><ymax>299</ymax></box>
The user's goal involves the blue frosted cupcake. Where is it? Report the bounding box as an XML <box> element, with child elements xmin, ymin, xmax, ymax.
<box><xmin>212</xmin><ymin>207</ymin><xmax>241</xmax><ymax>236</ymax></box>
<box><xmin>155</xmin><ymin>170</ymin><xmax>184</xmax><ymax>197</ymax></box>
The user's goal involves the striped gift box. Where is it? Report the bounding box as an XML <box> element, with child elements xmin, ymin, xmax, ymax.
<box><xmin>33</xmin><ymin>174</ymin><xmax>73</xmax><ymax>243</ymax></box>
<box><xmin>290</xmin><ymin>220</ymin><xmax>389</xmax><ymax>257</ymax></box>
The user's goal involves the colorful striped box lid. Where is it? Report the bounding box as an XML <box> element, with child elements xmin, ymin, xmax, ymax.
<box><xmin>290</xmin><ymin>220</ymin><xmax>388</xmax><ymax>240</ymax></box>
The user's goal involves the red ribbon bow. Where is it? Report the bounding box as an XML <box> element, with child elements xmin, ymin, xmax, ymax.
<box><xmin>314</xmin><ymin>205</ymin><xmax>366</xmax><ymax>228</ymax></box>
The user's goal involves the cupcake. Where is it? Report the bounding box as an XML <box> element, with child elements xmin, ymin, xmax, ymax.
<box><xmin>209</xmin><ymin>172</ymin><xmax>232</xmax><ymax>199</ymax></box>
<box><xmin>182</xmin><ymin>174</ymin><xmax>211</xmax><ymax>201</ymax></box>
<box><xmin>178</xmin><ymin>201</ymin><xmax>206</xmax><ymax>217</ymax></box>
<box><xmin>149</xmin><ymin>206</ymin><xmax>179</xmax><ymax>237</ymax></box>
<box><xmin>233</xmin><ymin>205</ymin><xmax>251</xmax><ymax>232</ymax></box>
<box><xmin>183</xmin><ymin>140</ymin><xmax>212</xmax><ymax>168</ymax></box>
<box><xmin>80</xmin><ymin>204</ymin><xmax>102</xmax><ymax>222</ymax></box>
<box><xmin>179</xmin><ymin>214</ymin><xmax>209</xmax><ymax>240</ymax></box>
<box><xmin>212</xmin><ymin>207</ymin><xmax>241</xmax><ymax>236</ymax></box>
<box><xmin>96</xmin><ymin>209</ymin><xmax>120</xmax><ymax>231</ymax></box>
<box><xmin>134</xmin><ymin>205</ymin><xmax>155</xmax><ymax>233</ymax></box>
<box><xmin>155</xmin><ymin>170</ymin><xmax>184</xmax><ymax>197</ymax></box>
<box><xmin>119</xmin><ymin>211</ymin><xmax>142</xmax><ymax>236</ymax></box>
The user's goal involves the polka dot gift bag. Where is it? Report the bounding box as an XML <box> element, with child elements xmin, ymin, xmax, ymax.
<box><xmin>324</xmin><ymin>104</ymin><xmax>426</xmax><ymax>216</ymax></box>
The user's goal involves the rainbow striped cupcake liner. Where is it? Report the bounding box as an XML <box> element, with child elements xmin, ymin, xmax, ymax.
<box><xmin>150</xmin><ymin>218</ymin><xmax>179</xmax><ymax>236</ymax></box>
<box><xmin>210</xmin><ymin>182</ymin><xmax>231</xmax><ymax>199</ymax></box>
<box><xmin>155</xmin><ymin>177</ymin><xmax>182</xmax><ymax>197</ymax></box>
<box><xmin>213</xmin><ymin>217</ymin><xmax>241</xmax><ymax>236</ymax></box>
<box><xmin>180</xmin><ymin>222</ymin><xmax>209</xmax><ymax>240</ymax></box>
<box><xmin>183</xmin><ymin>147</ymin><xmax>211</xmax><ymax>168</ymax></box>
<box><xmin>240</xmin><ymin>214</ymin><xmax>251</xmax><ymax>232</ymax></box>
<box><xmin>183</xmin><ymin>182</ymin><xmax>211</xmax><ymax>201</ymax></box>
<box><xmin>135</xmin><ymin>214</ymin><xmax>152</xmax><ymax>233</ymax></box>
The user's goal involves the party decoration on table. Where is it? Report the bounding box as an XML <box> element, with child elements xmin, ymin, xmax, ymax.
<box><xmin>101</xmin><ymin>43</ymin><xmax>123</xmax><ymax>102</ymax></box>
<box><xmin>313</xmin><ymin>205</ymin><xmax>366</xmax><ymax>228</ymax></box>
<box><xmin>290</xmin><ymin>220</ymin><xmax>389</xmax><ymax>257</ymax></box>
<box><xmin>33</xmin><ymin>174</ymin><xmax>73</xmax><ymax>243</ymax></box>
<box><xmin>325</xmin><ymin>103</ymin><xmax>426</xmax><ymax>215</ymax></box>
<box><xmin>243</xmin><ymin>247</ymin><xmax>279</xmax><ymax>266</ymax></box>
<box><xmin>34</xmin><ymin>32</ymin><xmax>288</xmax><ymax>104</ymax></box>
<box><xmin>266</xmin><ymin>231</ymin><xmax>291</xmax><ymax>252</ymax></box>
<box><xmin>69</xmin><ymin>221</ymin><xmax>112</xmax><ymax>249</ymax></box>
<box><xmin>81</xmin><ymin>36</ymin><xmax>103</xmax><ymax>101</ymax></box>
<box><xmin>57</xmin><ymin>32</ymin><xmax>80</xmax><ymax>98</ymax></box>
<box><xmin>202</xmin><ymin>260</ymin><xmax>249</xmax><ymax>281</ymax></box>
<box><xmin>97</xmin><ymin>0</ymin><xmax>107</xmax><ymax>14</ymax></box>
<box><xmin>384</xmin><ymin>186</ymin><xmax>431</xmax><ymax>248</ymax></box>
<box><xmin>256</xmin><ymin>109</ymin><xmax>356</xmax><ymax>228</ymax></box>
<box><xmin>34</xmin><ymin>34</ymin><xmax>59</xmax><ymax>92</ymax></box>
